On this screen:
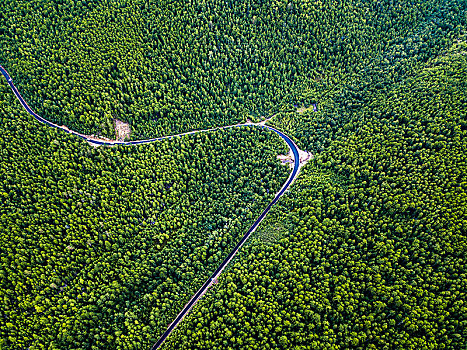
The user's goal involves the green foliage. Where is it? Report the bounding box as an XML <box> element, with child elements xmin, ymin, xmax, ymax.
<box><xmin>254</xmin><ymin>223</ymin><xmax>289</xmax><ymax>246</ymax></box>
<box><xmin>2</xmin><ymin>0</ymin><xmax>463</xmax><ymax>138</ymax></box>
<box><xmin>165</xmin><ymin>38</ymin><xmax>467</xmax><ymax>350</ymax></box>
<box><xmin>1</xmin><ymin>0</ymin><xmax>466</xmax><ymax>349</ymax></box>
<box><xmin>0</xmin><ymin>83</ymin><xmax>288</xmax><ymax>349</ymax></box>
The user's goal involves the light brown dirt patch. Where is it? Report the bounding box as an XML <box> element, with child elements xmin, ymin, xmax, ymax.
<box><xmin>115</xmin><ymin>119</ymin><xmax>131</xmax><ymax>141</ymax></box>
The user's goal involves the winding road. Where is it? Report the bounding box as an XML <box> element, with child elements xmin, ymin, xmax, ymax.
<box><xmin>0</xmin><ymin>64</ymin><xmax>305</xmax><ymax>349</ymax></box>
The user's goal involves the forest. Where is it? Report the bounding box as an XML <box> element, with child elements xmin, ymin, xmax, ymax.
<box><xmin>165</xmin><ymin>37</ymin><xmax>467</xmax><ymax>350</ymax></box>
<box><xmin>1</xmin><ymin>0</ymin><xmax>466</xmax><ymax>349</ymax></box>
<box><xmin>1</xmin><ymin>0</ymin><xmax>463</xmax><ymax>138</ymax></box>
<box><xmin>0</xmin><ymin>80</ymin><xmax>289</xmax><ymax>348</ymax></box>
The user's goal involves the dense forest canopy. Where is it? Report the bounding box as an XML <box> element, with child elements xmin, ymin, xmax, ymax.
<box><xmin>0</xmin><ymin>81</ymin><xmax>289</xmax><ymax>348</ymax></box>
<box><xmin>166</xmin><ymin>37</ymin><xmax>467</xmax><ymax>350</ymax></box>
<box><xmin>0</xmin><ymin>0</ymin><xmax>466</xmax><ymax>349</ymax></box>
<box><xmin>1</xmin><ymin>0</ymin><xmax>465</xmax><ymax>138</ymax></box>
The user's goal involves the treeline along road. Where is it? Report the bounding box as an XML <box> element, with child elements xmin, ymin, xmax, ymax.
<box><xmin>0</xmin><ymin>64</ymin><xmax>304</xmax><ymax>349</ymax></box>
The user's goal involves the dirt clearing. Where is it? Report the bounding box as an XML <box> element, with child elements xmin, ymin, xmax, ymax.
<box><xmin>115</xmin><ymin>119</ymin><xmax>131</xmax><ymax>141</ymax></box>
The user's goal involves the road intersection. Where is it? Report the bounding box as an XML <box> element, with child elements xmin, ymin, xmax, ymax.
<box><xmin>0</xmin><ymin>64</ymin><xmax>307</xmax><ymax>349</ymax></box>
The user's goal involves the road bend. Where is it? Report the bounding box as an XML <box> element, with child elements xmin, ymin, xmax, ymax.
<box><xmin>0</xmin><ymin>64</ymin><xmax>304</xmax><ymax>350</ymax></box>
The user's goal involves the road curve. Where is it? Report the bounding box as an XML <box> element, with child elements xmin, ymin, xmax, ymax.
<box><xmin>0</xmin><ymin>64</ymin><xmax>302</xmax><ymax>350</ymax></box>
<box><xmin>149</xmin><ymin>127</ymin><xmax>299</xmax><ymax>350</ymax></box>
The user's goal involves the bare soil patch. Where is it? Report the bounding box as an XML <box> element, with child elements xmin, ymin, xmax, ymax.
<box><xmin>277</xmin><ymin>153</ymin><xmax>294</xmax><ymax>169</ymax></box>
<box><xmin>278</xmin><ymin>148</ymin><xmax>313</xmax><ymax>170</ymax></box>
<box><xmin>115</xmin><ymin>119</ymin><xmax>131</xmax><ymax>141</ymax></box>
<box><xmin>296</xmin><ymin>106</ymin><xmax>309</xmax><ymax>114</ymax></box>
<box><xmin>296</xmin><ymin>103</ymin><xmax>317</xmax><ymax>114</ymax></box>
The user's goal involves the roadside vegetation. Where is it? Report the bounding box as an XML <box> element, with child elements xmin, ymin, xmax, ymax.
<box><xmin>1</xmin><ymin>0</ymin><xmax>463</xmax><ymax>138</ymax></box>
<box><xmin>165</xmin><ymin>36</ymin><xmax>467</xmax><ymax>350</ymax></box>
<box><xmin>0</xmin><ymin>82</ymin><xmax>288</xmax><ymax>349</ymax></box>
<box><xmin>0</xmin><ymin>0</ymin><xmax>466</xmax><ymax>349</ymax></box>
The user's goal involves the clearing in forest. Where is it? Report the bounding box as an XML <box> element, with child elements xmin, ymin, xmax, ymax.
<box><xmin>115</xmin><ymin>119</ymin><xmax>131</xmax><ymax>141</ymax></box>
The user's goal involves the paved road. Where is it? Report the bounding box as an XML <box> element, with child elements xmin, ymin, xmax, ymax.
<box><xmin>0</xmin><ymin>64</ymin><xmax>302</xmax><ymax>350</ymax></box>
<box><xmin>150</xmin><ymin>126</ymin><xmax>299</xmax><ymax>349</ymax></box>
<box><xmin>0</xmin><ymin>64</ymin><xmax>277</xmax><ymax>146</ymax></box>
